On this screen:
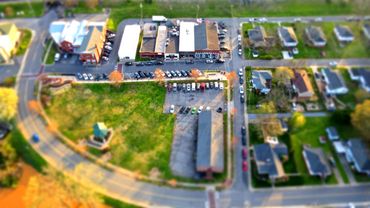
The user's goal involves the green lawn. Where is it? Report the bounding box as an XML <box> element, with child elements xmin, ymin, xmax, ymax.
<box><xmin>0</xmin><ymin>2</ymin><xmax>44</xmax><ymax>18</ymax></box>
<box><xmin>45</xmin><ymin>83</ymin><xmax>176</xmax><ymax>179</ymax></box>
<box><xmin>243</xmin><ymin>21</ymin><xmax>370</xmax><ymax>59</ymax></box>
<box><xmin>43</xmin><ymin>40</ymin><xmax>58</xmax><ymax>65</ymax></box>
<box><xmin>15</xmin><ymin>29</ymin><xmax>32</xmax><ymax>56</ymax></box>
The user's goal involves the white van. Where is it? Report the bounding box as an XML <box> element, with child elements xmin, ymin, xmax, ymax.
<box><xmin>191</xmin><ymin>83</ymin><xmax>196</xmax><ymax>91</ymax></box>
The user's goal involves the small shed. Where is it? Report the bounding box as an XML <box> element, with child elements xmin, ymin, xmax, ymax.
<box><xmin>93</xmin><ymin>122</ymin><xmax>108</xmax><ymax>139</ymax></box>
<box><xmin>326</xmin><ymin>127</ymin><xmax>339</xmax><ymax>141</ymax></box>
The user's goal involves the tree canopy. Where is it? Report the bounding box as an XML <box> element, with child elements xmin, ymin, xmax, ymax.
<box><xmin>0</xmin><ymin>87</ymin><xmax>18</xmax><ymax>121</ymax></box>
<box><xmin>351</xmin><ymin>100</ymin><xmax>370</xmax><ymax>142</ymax></box>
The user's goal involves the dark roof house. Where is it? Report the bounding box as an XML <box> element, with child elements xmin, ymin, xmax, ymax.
<box><xmin>334</xmin><ymin>25</ymin><xmax>354</xmax><ymax>42</ymax></box>
<box><xmin>346</xmin><ymin>139</ymin><xmax>370</xmax><ymax>175</ymax></box>
<box><xmin>248</xmin><ymin>26</ymin><xmax>267</xmax><ymax>48</ymax></box>
<box><xmin>277</xmin><ymin>26</ymin><xmax>298</xmax><ymax>47</ymax></box>
<box><xmin>321</xmin><ymin>68</ymin><xmax>348</xmax><ymax>95</ymax></box>
<box><xmin>348</xmin><ymin>68</ymin><xmax>370</xmax><ymax>92</ymax></box>
<box><xmin>253</xmin><ymin>143</ymin><xmax>288</xmax><ymax>180</ymax></box>
<box><xmin>303</xmin><ymin>146</ymin><xmax>332</xmax><ymax>178</ymax></box>
<box><xmin>251</xmin><ymin>70</ymin><xmax>272</xmax><ymax>94</ymax></box>
<box><xmin>292</xmin><ymin>70</ymin><xmax>314</xmax><ymax>101</ymax></box>
<box><xmin>363</xmin><ymin>24</ymin><xmax>370</xmax><ymax>40</ymax></box>
<box><xmin>305</xmin><ymin>26</ymin><xmax>326</xmax><ymax>47</ymax></box>
<box><xmin>196</xmin><ymin>111</ymin><xmax>224</xmax><ymax>175</ymax></box>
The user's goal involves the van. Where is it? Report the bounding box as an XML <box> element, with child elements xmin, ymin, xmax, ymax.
<box><xmin>191</xmin><ymin>83</ymin><xmax>196</xmax><ymax>91</ymax></box>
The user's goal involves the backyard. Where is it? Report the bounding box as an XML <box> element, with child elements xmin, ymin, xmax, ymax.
<box><xmin>15</xmin><ymin>29</ymin><xmax>32</xmax><ymax>56</ymax></box>
<box><xmin>45</xmin><ymin>83</ymin><xmax>176</xmax><ymax>179</ymax></box>
<box><xmin>243</xmin><ymin>21</ymin><xmax>370</xmax><ymax>59</ymax></box>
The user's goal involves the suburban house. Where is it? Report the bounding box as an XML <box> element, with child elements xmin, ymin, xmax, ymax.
<box><xmin>321</xmin><ymin>68</ymin><xmax>348</xmax><ymax>95</ymax></box>
<box><xmin>118</xmin><ymin>24</ymin><xmax>141</xmax><ymax>61</ymax></box>
<box><xmin>194</xmin><ymin>22</ymin><xmax>220</xmax><ymax>59</ymax></box>
<box><xmin>49</xmin><ymin>19</ymin><xmax>107</xmax><ymax>64</ymax></box>
<box><xmin>348</xmin><ymin>68</ymin><xmax>370</xmax><ymax>92</ymax></box>
<box><xmin>362</xmin><ymin>24</ymin><xmax>370</xmax><ymax>41</ymax></box>
<box><xmin>345</xmin><ymin>139</ymin><xmax>370</xmax><ymax>176</ymax></box>
<box><xmin>139</xmin><ymin>23</ymin><xmax>158</xmax><ymax>58</ymax></box>
<box><xmin>248</xmin><ymin>26</ymin><xmax>267</xmax><ymax>48</ymax></box>
<box><xmin>302</xmin><ymin>146</ymin><xmax>332</xmax><ymax>178</ymax></box>
<box><xmin>305</xmin><ymin>26</ymin><xmax>326</xmax><ymax>47</ymax></box>
<box><xmin>292</xmin><ymin>70</ymin><xmax>315</xmax><ymax>101</ymax></box>
<box><xmin>325</xmin><ymin>126</ymin><xmax>339</xmax><ymax>141</ymax></box>
<box><xmin>251</xmin><ymin>70</ymin><xmax>272</xmax><ymax>94</ymax></box>
<box><xmin>0</xmin><ymin>22</ymin><xmax>21</xmax><ymax>63</ymax></box>
<box><xmin>334</xmin><ymin>25</ymin><xmax>354</xmax><ymax>43</ymax></box>
<box><xmin>196</xmin><ymin>111</ymin><xmax>224</xmax><ymax>178</ymax></box>
<box><xmin>253</xmin><ymin>143</ymin><xmax>288</xmax><ymax>181</ymax></box>
<box><xmin>277</xmin><ymin>26</ymin><xmax>298</xmax><ymax>47</ymax></box>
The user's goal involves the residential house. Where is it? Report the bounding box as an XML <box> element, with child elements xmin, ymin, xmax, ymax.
<box><xmin>321</xmin><ymin>68</ymin><xmax>348</xmax><ymax>95</ymax></box>
<box><xmin>305</xmin><ymin>26</ymin><xmax>326</xmax><ymax>47</ymax></box>
<box><xmin>277</xmin><ymin>26</ymin><xmax>298</xmax><ymax>47</ymax></box>
<box><xmin>325</xmin><ymin>126</ymin><xmax>339</xmax><ymax>141</ymax></box>
<box><xmin>194</xmin><ymin>22</ymin><xmax>220</xmax><ymax>59</ymax></box>
<box><xmin>253</xmin><ymin>143</ymin><xmax>288</xmax><ymax>181</ymax></box>
<box><xmin>49</xmin><ymin>19</ymin><xmax>107</xmax><ymax>64</ymax></box>
<box><xmin>292</xmin><ymin>70</ymin><xmax>315</xmax><ymax>101</ymax></box>
<box><xmin>334</xmin><ymin>25</ymin><xmax>354</xmax><ymax>43</ymax></box>
<box><xmin>302</xmin><ymin>146</ymin><xmax>332</xmax><ymax>178</ymax></box>
<box><xmin>196</xmin><ymin>111</ymin><xmax>224</xmax><ymax>178</ymax></box>
<box><xmin>345</xmin><ymin>139</ymin><xmax>370</xmax><ymax>175</ymax></box>
<box><xmin>248</xmin><ymin>26</ymin><xmax>267</xmax><ymax>48</ymax></box>
<box><xmin>0</xmin><ymin>23</ymin><xmax>21</xmax><ymax>63</ymax></box>
<box><xmin>251</xmin><ymin>70</ymin><xmax>272</xmax><ymax>94</ymax></box>
<box><xmin>362</xmin><ymin>24</ymin><xmax>370</xmax><ymax>41</ymax></box>
<box><xmin>348</xmin><ymin>68</ymin><xmax>370</xmax><ymax>92</ymax></box>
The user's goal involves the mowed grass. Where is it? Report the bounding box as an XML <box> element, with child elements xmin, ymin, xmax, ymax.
<box><xmin>15</xmin><ymin>29</ymin><xmax>32</xmax><ymax>56</ymax></box>
<box><xmin>46</xmin><ymin>83</ymin><xmax>176</xmax><ymax>178</ymax></box>
<box><xmin>243</xmin><ymin>21</ymin><xmax>370</xmax><ymax>59</ymax></box>
<box><xmin>0</xmin><ymin>2</ymin><xmax>44</xmax><ymax>18</ymax></box>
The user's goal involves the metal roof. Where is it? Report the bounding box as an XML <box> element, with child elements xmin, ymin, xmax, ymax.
<box><xmin>179</xmin><ymin>22</ymin><xmax>195</xmax><ymax>52</ymax></box>
<box><xmin>118</xmin><ymin>24</ymin><xmax>141</xmax><ymax>60</ymax></box>
<box><xmin>305</xmin><ymin>26</ymin><xmax>326</xmax><ymax>43</ymax></box>
<box><xmin>278</xmin><ymin>26</ymin><xmax>297</xmax><ymax>43</ymax></box>
<box><xmin>155</xmin><ymin>25</ymin><xmax>167</xmax><ymax>54</ymax></box>
<box><xmin>143</xmin><ymin>23</ymin><xmax>157</xmax><ymax>38</ymax></box>
<box><xmin>335</xmin><ymin>25</ymin><xmax>354</xmax><ymax>38</ymax></box>
<box><xmin>251</xmin><ymin>70</ymin><xmax>272</xmax><ymax>91</ymax></box>
<box><xmin>322</xmin><ymin>68</ymin><xmax>347</xmax><ymax>91</ymax></box>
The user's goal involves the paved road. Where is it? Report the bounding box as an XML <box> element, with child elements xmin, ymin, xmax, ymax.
<box><xmin>12</xmin><ymin>13</ymin><xmax>370</xmax><ymax>208</ymax></box>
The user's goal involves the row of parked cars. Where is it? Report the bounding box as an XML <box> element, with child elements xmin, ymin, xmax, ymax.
<box><xmin>76</xmin><ymin>73</ymin><xmax>109</xmax><ymax>81</ymax></box>
<box><xmin>169</xmin><ymin>105</ymin><xmax>223</xmax><ymax>115</ymax></box>
<box><xmin>125</xmin><ymin>60</ymin><xmax>164</xmax><ymax>66</ymax></box>
<box><xmin>133</xmin><ymin>69</ymin><xmax>203</xmax><ymax>80</ymax></box>
<box><xmin>166</xmin><ymin>81</ymin><xmax>224</xmax><ymax>93</ymax></box>
<box><xmin>218</xmin><ymin>21</ymin><xmax>229</xmax><ymax>51</ymax></box>
<box><xmin>101</xmin><ymin>31</ymin><xmax>116</xmax><ymax>63</ymax></box>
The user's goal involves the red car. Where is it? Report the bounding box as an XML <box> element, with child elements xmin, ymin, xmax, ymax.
<box><xmin>242</xmin><ymin>161</ymin><xmax>248</xmax><ymax>172</ymax></box>
<box><xmin>242</xmin><ymin>148</ymin><xmax>247</xmax><ymax>160</ymax></box>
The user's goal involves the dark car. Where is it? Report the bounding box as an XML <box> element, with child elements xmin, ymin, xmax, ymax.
<box><xmin>156</xmin><ymin>61</ymin><xmax>164</xmax><ymax>65</ymax></box>
<box><xmin>241</xmin><ymin>135</ymin><xmax>246</xmax><ymax>146</ymax></box>
<box><xmin>239</xmin><ymin>77</ymin><xmax>244</xmax><ymax>84</ymax></box>
<box><xmin>149</xmin><ymin>72</ymin><xmax>155</xmax><ymax>78</ymax></box>
<box><xmin>181</xmin><ymin>70</ymin><xmax>187</xmax><ymax>77</ymax></box>
<box><xmin>179</xmin><ymin>106</ymin><xmax>186</xmax><ymax>114</ymax></box>
<box><xmin>102</xmin><ymin>73</ymin><xmax>108</xmax><ymax>80</ymax></box>
<box><xmin>143</xmin><ymin>72</ymin><xmax>150</xmax><ymax>78</ymax></box>
<box><xmin>95</xmin><ymin>74</ymin><xmax>101</xmax><ymax>81</ymax></box>
<box><xmin>186</xmin><ymin>70</ymin><xmax>192</xmax><ymax>77</ymax></box>
<box><xmin>216</xmin><ymin>59</ymin><xmax>225</xmax><ymax>63</ymax></box>
<box><xmin>125</xmin><ymin>62</ymin><xmax>133</xmax><ymax>66</ymax></box>
<box><xmin>145</xmin><ymin>61</ymin><xmax>153</xmax><ymax>66</ymax></box>
<box><xmin>138</xmin><ymin>71</ymin><xmax>145</xmax><ymax>78</ymax></box>
<box><xmin>134</xmin><ymin>72</ymin><xmax>140</xmax><ymax>79</ymax></box>
<box><xmin>210</xmin><ymin>82</ymin><xmax>214</xmax><ymax>89</ymax></box>
<box><xmin>184</xmin><ymin>107</ymin><xmax>191</xmax><ymax>114</ymax></box>
<box><xmin>32</xmin><ymin>134</ymin><xmax>40</xmax><ymax>143</ymax></box>
<box><xmin>241</xmin><ymin>126</ymin><xmax>246</xmax><ymax>136</ymax></box>
<box><xmin>216</xmin><ymin>107</ymin><xmax>222</xmax><ymax>113</ymax></box>
<box><xmin>240</xmin><ymin>94</ymin><xmax>245</xmax><ymax>103</ymax></box>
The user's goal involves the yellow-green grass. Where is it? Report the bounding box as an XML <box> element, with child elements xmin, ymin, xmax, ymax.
<box><xmin>15</xmin><ymin>29</ymin><xmax>32</xmax><ymax>56</ymax></box>
<box><xmin>45</xmin><ymin>83</ymin><xmax>176</xmax><ymax>179</ymax></box>
<box><xmin>0</xmin><ymin>2</ymin><xmax>44</xmax><ymax>18</ymax></box>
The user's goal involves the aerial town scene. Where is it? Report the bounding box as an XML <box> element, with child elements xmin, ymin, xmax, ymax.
<box><xmin>0</xmin><ymin>0</ymin><xmax>369</xmax><ymax>207</ymax></box>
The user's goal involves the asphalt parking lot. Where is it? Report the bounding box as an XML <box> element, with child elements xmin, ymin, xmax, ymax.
<box><xmin>167</xmin><ymin>86</ymin><xmax>225</xmax><ymax>178</ymax></box>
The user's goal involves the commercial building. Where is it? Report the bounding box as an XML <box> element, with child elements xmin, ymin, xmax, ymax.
<box><xmin>179</xmin><ymin>21</ymin><xmax>195</xmax><ymax>57</ymax></box>
<box><xmin>0</xmin><ymin>23</ymin><xmax>20</xmax><ymax>63</ymax></box>
<box><xmin>196</xmin><ymin>111</ymin><xmax>224</xmax><ymax>177</ymax></box>
<box><xmin>118</xmin><ymin>24</ymin><xmax>141</xmax><ymax>61</ymax></box>
<box><xmin>49</xmin><ymin>19</ymin><xmax>107</xmax><ymax>64</ymax></box>
<box><xmin>194</xmin><ymin>22</ymin><xmax>220</xmax><ymax>59</ymax></box>
<box><xmin>139</xmin><ymin>23</ymin><xmax>158</xmax><ymax>58</ymax></box>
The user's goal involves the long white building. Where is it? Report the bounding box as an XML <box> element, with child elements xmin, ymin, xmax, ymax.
<box><xmin>118</xmin><ymin>24</ymin><xmax>141</xmax><ymax>61</ymax></box>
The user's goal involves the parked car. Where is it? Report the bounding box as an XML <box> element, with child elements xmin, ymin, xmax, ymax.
<box><xmin>191</xmin><ymin>107</ymin><xmax>197</xmax><ymax>114</ymax></box>
<box><xmin>82</xmin><ymin>73</ymin><xmax>88</xmax><ymax>80</ymax></box>
<box><xmin>197</xmin><ymin>106</ymin><xmax>204</xmax><ymax>114</ymax></box>
<box><xmin>238</xmin><ymin>49</ymin><xmax>242</xmax><ymax>56</ymax></box>
<box><xmin>76</xmin><ymin>73</ymin><xmax>83</xmax><ymax>80</ymax></box>
<box><xmin>210</xmin><ymin>82</ymin><xmax>214</xmax><ymax>89</ymax></box>
<box><xmin>169</xmin><ymin>105</ymin><xmax>175</xmax><ymax>113</ymax></box>
<box><xmin>104</xmin><ymin>45</ymin><xmax>112</xmax><ymax>50</ymax></box>
<box><xmin>149</xmin><ymin>72</ymin><xmax>155</xmax><ymax>79</ymax></box>
<box><xmin>196</xmin><ymin>83</ymin><xmax>200</xmax><ymax>90</ymax></box>
<box><xmin>242</xmin><ymin>161</ymin><xmax>248</xmax><ymax>172</ymax></box>
<box><xmin>102</xmin><ymin>56</ymin><xmax>109</xmax><ymax>61</ymax></box>
<box><xmin>170</xmin><ymin>71</ymin><xmax>177</xmax><ymax>77</ymax></box>
<box><xmin>191</xmin><ymin>83</ymin><xmax>196</xmax><ymax>91</ymax></box>
<box><xmin>186</xmin><ymin>83</ymin><xmax>191</xmax><ymax>92</ymax></box>
<box><xmin>54</xmin><ymin>53</ymin><xmax>60</xmax><ymax>62</ymax></box>
<box><xmin>136</xmin><ymin>62</ymin><xmax>144</xmax><ymax>66</ymax></box>
<box><xmin>252</xmin><ymin>50</ymin><xmax>259</xmax><ymax>58</ymax></box>
<box><xmin>217</xmin><ymin>107</ymin><xmax>223</xmax><ymax>113</ymax></box>
<box><xmin>241</xmin><ymin>126</ymin><xmax>246</xmax><ymax>136</ymax></box>
<box><xmin>239</xmin><ymin>86</ymin><xmax>244</xmax><ymax>94</ymax></box>
<box><xmin>185</xmin><ymin>59</ymin><xmax>194</xmax><ymax>64</ymax></box>
<box><xmin>216</xmin><ymin>59</ymin><xmax>225</xmax><ymax>63</ymax></box>
<box><xmin>219</xmin><ymin>82</ymin><xmax>224</xmax><ymax>90</ymax></box>
<box><xmin>241</xmin><ymin>135</ymin><xmax>246</xmax><ymax>146</ymax></box>
<box><xmin>240</xmin><ymin>94</ymin><xmax>245</xmax><ymax>103</ymax></box>
<box><xmin>181</xmin><ymin>70</ymin><xmax>187</xmax><ymax>77</ymax></box>
<box><xmin>238</xmin><ymin>68</ymin><xmax>243</xmax><ymax>76</ymax></box>
<box><xmin>165</xmin><ymin>71</ymin><xmax>172</xmax><ymax>78</ymax></box>
<box><xmin>184</xmin><ymin>107</ymin><xmax>191</xmax><ymax>114</ymax></box>
<box><xmin>102</xmin><ymin>73</ymin><xmax>108</xmax><ymax>80</ymax></box>
<box><xmin>205</xmin><ymin>59</ymin><xmax>214</xmax><ymax>64</ymax></box>
<box><xmin>239</xmin><ymin>77</ymin><xmax>244</xmax><ymax>85</ymax></box>
<box><xmin>138</xmin><ymin>71</ymin><xmax>145</xmax><ymax>78</ymax></box>
<box><xmin>176</xmin><ymin>70</ymin><xmax>182</xmax><ymax>77</ymax></box>
<box><xmin>133</xmin><ymin>72</ymin><xmax>140</xmax><ymax>79</ymax></box>
<box><xmin>242</xmin><ymin>148</ymin><xmax>247</xmax><ymax>160</ymax></box>
<box><xmin>156</xmin><ymin>61</ymin><xmax>164</xmax><ymax>65</ymax></box>
<box><xmin>95</xmin><ymin>74</ymin><xmax>101</xmax><ymax>81</ymax></box>
<box><xmin>179</xmin><ymin>106</ymin><xmax>186</xmax><ymax>114</ymax></box>
<box><xmin>125</xmin><ymin>62</ymin><xmax>133</xmax><ymax>66</ymax></box>
<box><xmin>214</xmin><ymin>82</ymin><xmax>219</xmax><ymax>89</ymax></box>
<box><xmin>87</xmin><ymin>73</ymin><xmax>94</xmax><ymax>80</ymax></box>
<box><xmin>205</xmin><ymin>82</ymin><xmax>210</xmax><ymax>89</ymax></box>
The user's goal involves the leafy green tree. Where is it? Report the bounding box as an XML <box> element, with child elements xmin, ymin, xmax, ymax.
<box><xmin>290</xmin><ymin>112</ymin><xmax>306</xmax><ymax>129</ymax></box>
<box><xmin>351</xmin><ymin>100</ymin><xmax>370</xmax><ymax>142</ymax></box>
<box><xmin>0</xmin><ymin>87</ymin><xmax>18</xmax><ymax>121</ymax></box>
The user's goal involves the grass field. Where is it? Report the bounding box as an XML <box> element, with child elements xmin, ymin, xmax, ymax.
<box><xmin>46</xmin><ymin>83</ymin><xmax>176</xmax><ymax>179</ymax></box>
<box><xmin>15</xmin><ymin>29</ymin><xmax>32</xmax><ymax>56</ymax></box>
<box><xmin>243</xmin><ymin>21</ymin><xmax>370</xmax><ymax>59</ymax></box>
<box><xmin>43</xmin><ymin>40</ymin><xmax>58</xmax><ymax>65</ymax></box>
<box><xmin>0</xmin><ymin>2</ymin><xmax>44</xmax><ymax>18</ymax></box>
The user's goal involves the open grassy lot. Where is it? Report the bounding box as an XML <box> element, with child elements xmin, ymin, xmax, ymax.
<box><xmin>15</xmin><ymin>29</ymin><xmax>32</xmax><ymax>56</ymax></box>
<box><xmin>0</xmin><ymin>2</ymin><xmax>44</xmax><ymax>18</ymax></box>
<box><xmin>243</xmin><ymin>21</ymin><xmax>370</xmax><ymax>59</ymax></box>
<box><xmin>43</xmin><ymin>40</ymin><xmax>58</xmax><ymax>65</ymax></box>
<box><xmin>45</xmin><ymin>83</ymin><xmax>176</xmax><ymax>178</ymax></box>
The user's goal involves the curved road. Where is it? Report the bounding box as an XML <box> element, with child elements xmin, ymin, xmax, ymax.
<box><xmin>14</xmin><ymin>12</ymin><xmax>370</xmax><ymax>207</ymax></box>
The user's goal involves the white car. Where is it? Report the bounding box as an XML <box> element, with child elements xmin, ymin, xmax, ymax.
<box><xmin>315</xmin><ymin>17</ymin><xmax>323</xmax><ymax>22</ymax></box>
<box><xmin>186</xmin><ymin>83</ymin><xmax>191</xmax><ymax>92</ymax></box>
<box><xmin>82</xmin><ymin>73</ymin><xmax>88</xmax><ymax>80</ymax></box>
<box><xmin>239</xmin><ymin>86</ymin><xmax>244</xmax><ymax>94</ymax></box>
<box><xmin>238</xmin><ymin>49</ymin><xmax>242</xmax><ymax>56</ymax></box>
<box><xmin>238</xmin><ymin>68</ymin><xmax>243</xmax><ymax>76</ymax></box>
<box><xmin>206</xmin><ymin>59</ymin><xmax>214</xmax><ymax>64</ymax></box>
<box><xmin>105</xmin><ymin>42</ymin><xmax>112</xmax><ymax>46</ymax></box>
<box><xmin>54</xmin><ymin>53</ymin><xmax>60</xmax><ymax>62</ymax></box>
<box><xmin>292</xmin><ymin>48</ymin><xmax>299</xmax><ymax>55</ymax></box>
<box><xmin>294</xmin><ymin>17</ymin><xmax>302</xmax><ymax>22</ymax></box>
<box><xmin>219</xmin><ymin>82</ymin><xmax>224</xmax><ymax>90</ymax></box>
<box><xmin>197</xmin><ymin>106</ymin><xmax>204</xmax><ymax>114</ymax></box>
<box><xmin>87</xmin><ymin>73</ymin><xmax>94</xmax><ymax>80</ymax></box>
<box><xmin>215</xmin><ymin>82</ymin><xmax>219</xmax><ymax>89</ymax></box>
<box><xmin>104</xmin><ymin>45</ymin><xmax>112</xmax><ymax>50</ymax></box>
<box><xmin>252</xmin><ymin>50</ymin><xmax>259</xmax><ymax>58</ymax></box>
<box><xmin>237</xmin><ymin>34</ymin><xmax>241</xmax><ymax>41</ymax></box>
<box><xmin>259</xmin><ymin>17</ymin><xmax>267</xmax><ymax>22</ymax></box>
<box><xmin>329</xmin><ymin>61</ymin><xmax>338</xmax><ymax>67</ymax></box>
<box><xmin>169</xmin><ymin>105</ymin><xmax>175</xmax><ymax>113</ymax></box>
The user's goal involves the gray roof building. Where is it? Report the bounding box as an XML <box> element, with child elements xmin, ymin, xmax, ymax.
<box><xmin>305</xmin><ymin>26</ymin><xmax>326</xmax><ymax>47</ymax></box>
<box><xmin>196</xmin><ymin>111</ymin><xmax>224</xmax><ymax>173</ymax></box>
<box><xmin>321</xmin><ymin>68</ymin><xmax>348</xmax><ymax>95</ymax></box>
<box><xmin>277</xmin><ymin>26</ymin><xmax>298</xmax><ymax>47</ymax></box>
<box><xmin>251</xmin><ymin>70</ymin><xmax>272</xmax><ymax>94</ymax></box>
<box><xmin>334</xmin><ymin>25</ymin><xmax>354</xmax><ymax>42</ymax></box>
<box><xmin>303</xmin><ymin>146</ymin><xmax>332</xmax><ymax>178</ymax></box>
<box><xmin>248</xmin><ymin>26</ymin><xmax>267</xmax><ymax>48</ymax></box>
<box><xmin>143</xmin><ymin>23</ymin><xmax>158</xmax><ymax>38</ymax></box>
<box><xmin>194</xmin><ymin>22</ymin><xmax>220</xmax><ymax>51</ymax></box>
<box><xmin>346</xmin><ymin>139</ymin><xmax>370</xmax><ymax>175</ymax></box>
<box><xmin>363</xmin><ymin>24</ymin><xmax>370</xmax><ymax>40</ymax></box>
<box><xmin>253</xmin><ymin>143</ymin><xmax>287</xmax><ymax>180</ymax></box>
<box><xmin>348</xmin><ymin>68</ymin><xmax>370</xmax><ymax>92</ymax></box>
